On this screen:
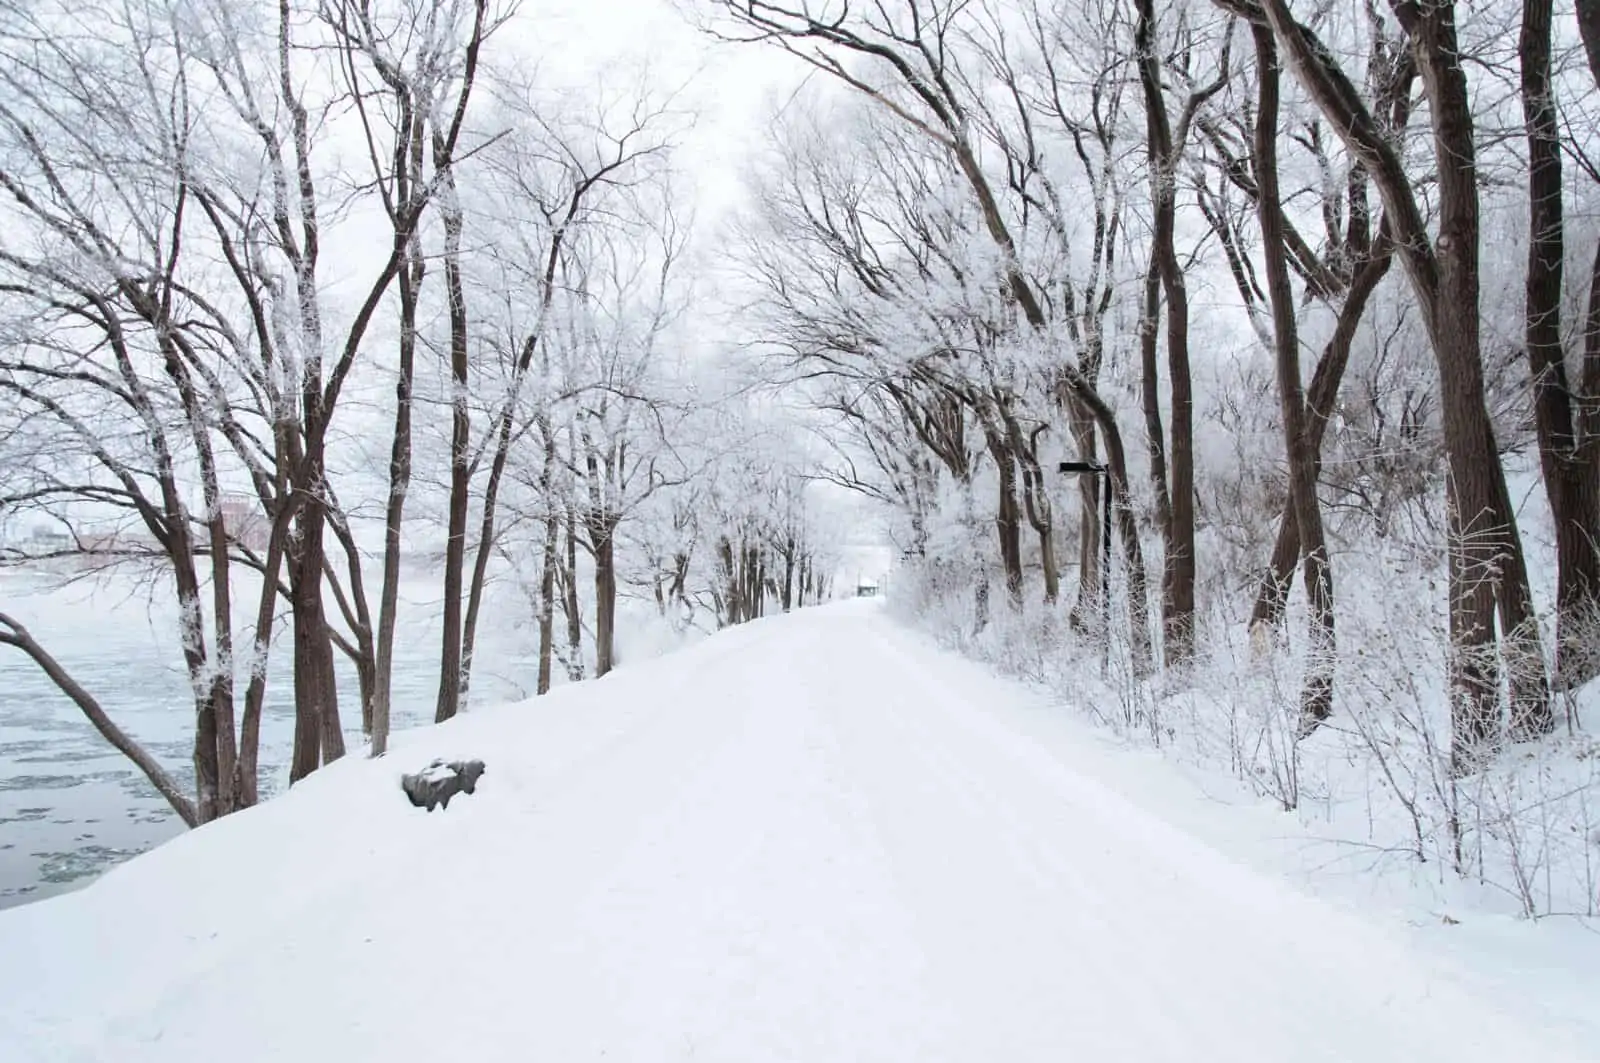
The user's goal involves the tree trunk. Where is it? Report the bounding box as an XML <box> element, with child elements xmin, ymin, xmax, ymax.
<box><xmin>717</xmin><ymin>536</ymin><xmax>738</xmax><ymax>625</ymax></box>
<box><xmin>435</xmin><ymin>174</ymin><xmax>472</xmax><ymax>724</ymax></box>
<box><xmin>782</xmin><ymin>545</ymin><xmax>795</xmax><ymax>611</ymax></box>
<box><xmin>536</xmin><ymin>428</ymin><xmax>559</xmax><ymax>696</ymax></box>
<box><xmin>1138</xmin><ymin>256</ymin><xmax>1172</xmax><ymax>540</ymax></box>
<box><xmin>1411</xmin><ymin>0</ymin><xmax>1549</xmax><ymax>750</ymax></box>
<box><xmin>748</xmin><ymin>545</ymin><xmax>766</xmax><ymax>618</ymax></box>
<box><xmin>988</xmin><ymin>431</ymin><xmax>1025</xmax><ymax>604</ymax></box>
<box><xmin>1136</xmin><ymin>0</ymin><xmax>1197</xmax><ymax>665</ymax></box>
<box><xmin>537</xmin><ymin>508</ymin><xmax>559</xmax><ymax>695</ymax></box>
<box><xmin>372</xmin><ymin>240</ymin><xmax>422</xmax><ymax>757</ymax></box>
<box><xmin>593</xmin><ymin>520</ymin><xmax>618</xmax><ymax>677</ymax></box>
<box><xmin>289</xmin><ymin>491</ymin><xmax>343</xmax><ymax>782</ymax></box>
<box><xmin>1578</xmin><ymin>0</ymin><xmax>1600</xmax><ymax>91</ymax></box>
<box><xmin>1253</xmin><ymin>23</ymin><xmax>1335</xmax><ymax>731</ymax></box>
<box><xmin>1529</xmin><ymin>0</ymin><xmax>1600</xmax><ymax>690</ymax></box>
<box><xmin>237</xmin><ymin>493</ymin><xmax>300</xmax><ymax>805</ymax></box>
<box><xmin>1065</xmin><ymin>394</ymin><xmax>1102</xmax><ymax>629</ymax></box>
<box><xmin>563</xmin><ymin>504</ymin><xmax>584</xmax><ymax>680</ymax></box>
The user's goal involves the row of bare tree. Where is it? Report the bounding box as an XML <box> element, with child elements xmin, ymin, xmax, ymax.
<box><xmin>704</xmin><ymin>0</ymin><xmax>1600</xmax><ymax>771</ymax></box>
<box><xmin>0</xmin><ymin>0</ymin><xmax>840</xmax><ymax>827</ymax></box>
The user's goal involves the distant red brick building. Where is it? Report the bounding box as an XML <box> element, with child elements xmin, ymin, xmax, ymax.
<box><xmin>220</xmin><ymin>494</ymin><xmax>270</xmax><ymax>552</ymax></box>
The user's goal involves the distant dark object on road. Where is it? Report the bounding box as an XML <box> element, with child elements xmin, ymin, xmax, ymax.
<box><xmin>400</xmin><ymin>758</ymin><xmax>486</xmax><ymax>812</ymax></box>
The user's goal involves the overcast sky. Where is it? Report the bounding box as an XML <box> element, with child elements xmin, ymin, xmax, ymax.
<box><xmin>512</xmin><ymin>0</ymin><xmax>810</xmax><ymax>229</ymax></box>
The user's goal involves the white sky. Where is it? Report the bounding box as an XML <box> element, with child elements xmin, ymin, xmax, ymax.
<box><xmin>503</xmin><ymin>0</ymin><xmax>808</xmax><ymax>231</ymax></box>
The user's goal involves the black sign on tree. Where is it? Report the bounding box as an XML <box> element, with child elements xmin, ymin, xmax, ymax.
<box><xmin>1058</xmin><ymin>461</ymin><xmax>1112</xmax><ymax>664</ymax></box>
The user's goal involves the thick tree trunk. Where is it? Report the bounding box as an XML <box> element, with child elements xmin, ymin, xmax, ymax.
<box><xmin>987</xmin><ymin>431</ymin><xmax>1025</xmax><ymax>605</ymax></box>
<box><xmin>748</xmin><ymin>546</ymin><xmax>766</xmax><ymax>618</ymax></box>
<box><xmin>782</xmin><ymin>545</ymin><xmax>795</xmax><ymax>611</ymax></box>
<box><xmin>1578</xmin><ymin>0</ymin><xmax>1600</xmax><ymax>88</ymax></box>
<box><xmin>203</xmin><ymin>534</ymin><xmax>238</xmax><ymax>815</ymax></box>
<box><xmin>289</xmin><ymin>492</ymin><xmax>344</xmax><ymax>782</ymax></box>
<box><xmin>1037</xmin><ymin>523</ymin><xmax>1059</xmax><ymax>606</ymax></box>
<box><xmin>1535</xmin><ymin>0</ymin><xmax>1600</xmax><ymax>689</ymax></box>
<box><xmin>1136</xmin><ymin>0</ymin><xmax>1197</xmax><ymax>665</ymax></box>
<box><xmin>1253</xmin><ymin>24</ymin><xmax>1335</xmax><ymax>731</ymax></box>
<box><xmin>716</xmin><ymin>536</ymin><xmax>738</xmax><ymax>625</ymax></box>
<box><xmin>593</xmin><ymin>521</ymin><xmax>618</xmax><ymax>677</ymax></box>
<box><xmin>1412</xmin><ymin>0</ymin><xmax>1549</xmax><ymax>750</ymax></box>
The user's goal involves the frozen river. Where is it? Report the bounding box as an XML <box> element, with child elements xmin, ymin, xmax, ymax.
<box><xmin>0</xmin><ymin>568</ymin><xmax>533</xmax><ymax>908</ymax></box>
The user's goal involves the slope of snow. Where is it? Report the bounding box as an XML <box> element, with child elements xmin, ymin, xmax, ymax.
<box><xmin>1</xmin><ymin>600</ymin><xmax>1596</xmax><ymax>1062</ymax></box>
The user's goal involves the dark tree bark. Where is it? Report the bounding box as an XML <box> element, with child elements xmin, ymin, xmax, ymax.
<box><xmin>288</xmin><ymin>492</ymin><xmax>345</xmax><ymax>782</ymax></box>
<box><xmin>1251</xmin><ymin>22</ymin><xmax>1335</xmax><ymax>730</ymax></box>
<box><xmin>536</xmin><ymin>426</ymin><xmax>560</xmax><ymax>695</ymax></box>
<box><xmin>985</xmin><ymin>427</ymin><xmax>1025</xmax><ymax>604</ymax></box>
<box><xmin>716</xmin><ymin>535</ymin><xmax>740</xmax><ymax>626</ymax></box>
<box><xmin>591</xmin><ymin>517</ymin><xmax>620</xmax><ymax>677</ymax></box>
<box><xmin>1138</xmin><ymin>256</ymin><xmax>1173</xmax><ymax>542</ymax></box>
<box><xmin>373</xmin><ymin>235</ymin><xmax>422</xmax><ymax>755</ymax></box>
<box><xmin>1134</xmin><ymin>0</ymin><xmax>1203</xmax><ymax>665</ymax></box>
<box><xmin>435</xmin><ymin>170</ymin><xmax>472</xmax><ymax>724</ymax></box>
<box><xmin>367</xmin><ymin>80</ymin><xmax>430</xmax><ymax>755</ymax></box>
<box><xmin>1531</xmin><ymin>0</ymin><xmax>1600</xmax><ymax>689</ymax></box>
<box><xmin>237</xmin><ymin>494</ymin><xmax>302</xmax><ymax>805</ymax></box>
<box><xmin>782</xmin><ymin>542</ymin><xmax>796</xmax><ymax>611</ymax></box>
<box><xmin>1579</xmin><ymin>0</ymin><xmax>1600</xmax><ymax>86</ymax></box>
<box><xmin>1255</xmin><ymin>0</ymin><xmax>1550</xmax><ymax>764</ymax></box>
<box><xmin>562</xmin><ymin>502</ymin><xmax>584</xmax><ymax>680</ymax></box>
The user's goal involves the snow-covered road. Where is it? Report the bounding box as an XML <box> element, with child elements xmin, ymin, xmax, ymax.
<box><xmin>1</xmin><ymin>601</ymin><xmax>1593</xmax><ymax>1061</ymax></box>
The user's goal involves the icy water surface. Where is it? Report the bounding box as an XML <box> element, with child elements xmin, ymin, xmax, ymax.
<box><xmin>0</xmin><ymin>569</ymin><xmax>532</xmax><ymax>908</ymax></box>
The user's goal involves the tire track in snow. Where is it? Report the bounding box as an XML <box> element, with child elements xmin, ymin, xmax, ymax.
<box><xmin>528</xmin><ymin>619</ymin><xmax>951</xmax><ymax>1062</ymax></box>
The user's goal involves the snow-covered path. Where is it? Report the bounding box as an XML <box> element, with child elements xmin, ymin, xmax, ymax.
<box><xmin>1</xmin><ymin>602</ymin><xmax>1593</xmax><ymax>1061</ymax></box>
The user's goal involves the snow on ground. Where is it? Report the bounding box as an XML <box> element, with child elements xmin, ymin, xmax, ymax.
<box><xmin>1</xmin><ymin>600</ymin><xmax>1597</xmax><ymax>1062</ymax></box>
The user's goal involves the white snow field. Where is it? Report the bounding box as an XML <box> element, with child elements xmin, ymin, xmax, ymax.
<box><xmin>1</xmin><ymin>600</ymin><xmax>1596</xmax><ymax>1062</ymax></box>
